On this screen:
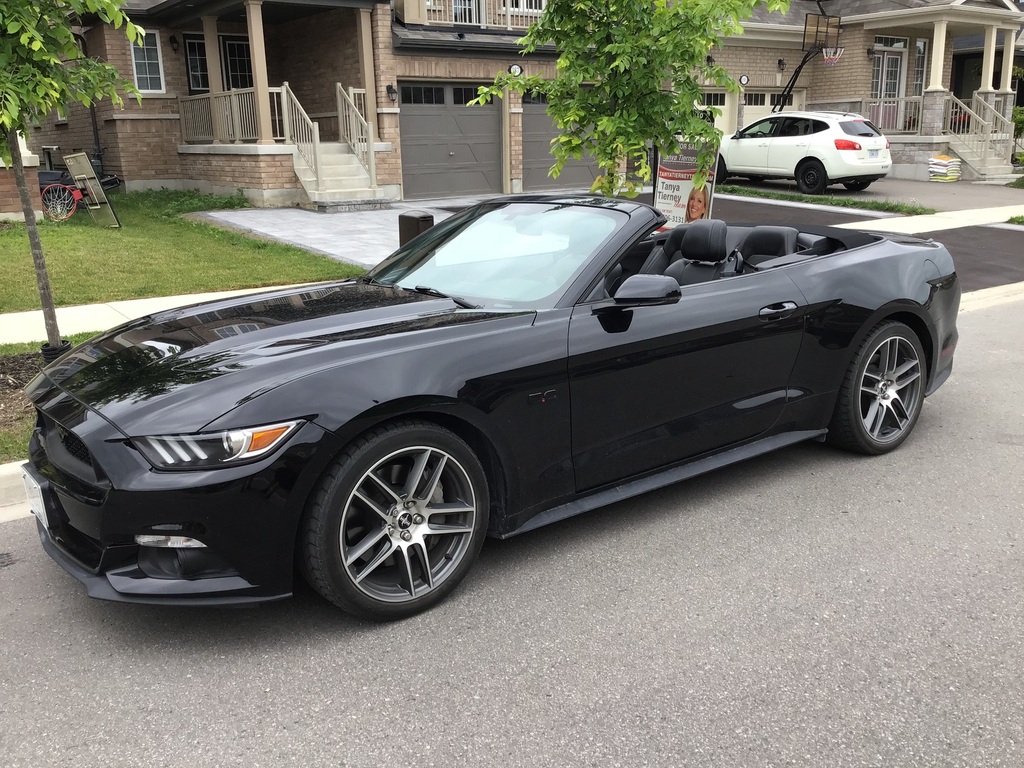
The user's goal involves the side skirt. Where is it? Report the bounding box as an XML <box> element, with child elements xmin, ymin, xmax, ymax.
<box><xmin>499</xmin><ymin>429</ymin><xmax>827</xmax><ymax>538</ymax></box>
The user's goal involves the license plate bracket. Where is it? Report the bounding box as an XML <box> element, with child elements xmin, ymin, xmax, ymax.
<box><xmin>22</xmin><ymin>468</ymin><xmax>48</xmax><ymax>530</ymax></box>
<box><xmin>869</xmin><ymin>149</ymin><xmax>879</xmax><ymax>158</ymax></box>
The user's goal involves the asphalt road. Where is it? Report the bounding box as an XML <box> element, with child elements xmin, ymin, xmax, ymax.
<box><xmin>1</xmin><ymin>300</ymin><xmax>1021</xmax><ymax>767</ymax></box>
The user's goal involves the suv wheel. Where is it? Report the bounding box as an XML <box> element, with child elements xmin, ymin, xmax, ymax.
<box><xmin>796</xmin><ymin>159</ymin><xmax>828</xmax><ymax>195</ymax></box>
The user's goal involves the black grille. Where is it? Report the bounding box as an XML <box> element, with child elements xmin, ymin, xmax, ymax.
<box><xmin>58</xmin><ymin>425</ymin><xmax>93</xmax><ymax>467</ymax></box>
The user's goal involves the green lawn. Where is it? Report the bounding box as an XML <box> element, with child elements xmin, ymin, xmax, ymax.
<box><xmin>1007</xmin><ymin>176</ymin><xmax>1024</xmax><ymax>190</ymax></box>
<box><xmin>0</xmin><ymin>189</ymin><xmax>364</xmax><ymax>313</ymax></box>
<box><xmin>1009</xmin><ymin>216</ymin><xmax>1024</xmax><ymax>225</ymax></box>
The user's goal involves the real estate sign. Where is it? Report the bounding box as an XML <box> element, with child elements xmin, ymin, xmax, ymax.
<box><xmin>654</xmin><ymin>140</ymin><xmax>719</xmax><ymax>227</ymax></box>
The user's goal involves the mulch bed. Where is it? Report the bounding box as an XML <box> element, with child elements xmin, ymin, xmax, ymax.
<box><xmin>0</xmin><ymin>353</ymin><xmax>41</xmax><ymax>431</ymax></box>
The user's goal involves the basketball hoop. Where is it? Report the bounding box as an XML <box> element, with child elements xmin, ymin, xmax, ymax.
<box><xmin>822</xmin><ymin>47</ymin><xmax>844</xmax><ymax>66</ymax></box>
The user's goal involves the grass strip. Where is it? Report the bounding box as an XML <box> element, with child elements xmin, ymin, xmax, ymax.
<box><xmin>0</xmin><ymin>189</ymin><xmax>364</xmax><ymax>313</ymax></box>
<box><xmin>1007</xmin><ymin>176</ymin><xmax>1024</xmax><ymax>189</ymax></box>
<box><xmin>716</xmin><ymin>184</ymin><xmax>936</xmax><ymax>215</ymax></box>
<box><xmin>1008</xmin><ymin>216</ymin><xmax>1024</xmax><ymax>225</ymax></box>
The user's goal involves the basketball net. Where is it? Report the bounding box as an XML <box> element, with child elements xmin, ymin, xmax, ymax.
<box><xmin>822</xmin><ymin>47</ymin><xmax>844</xmax><ymax>66</ymax></box>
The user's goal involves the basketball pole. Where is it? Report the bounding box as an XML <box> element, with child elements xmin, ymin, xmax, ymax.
<box><xmin>772</xmin><ymin>48</ymin><xmax>821</xmax><ymax>113</ymax></box>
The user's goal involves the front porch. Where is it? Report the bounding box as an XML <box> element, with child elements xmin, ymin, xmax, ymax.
<box><xmin>148</xmin><ymin>0</ymin><xmax>390</xmax><ymax>206</ymax></box>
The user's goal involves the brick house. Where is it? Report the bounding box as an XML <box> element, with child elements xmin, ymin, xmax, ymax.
<box><xmin>21</xmin><ymin>0</ymin><xmax>1024</xmax><ymax>209</ymax></box>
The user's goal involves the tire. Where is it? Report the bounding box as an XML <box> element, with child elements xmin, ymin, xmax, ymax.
<box><xmin>40</xmin><ymin>184</ymin><xmax>78</xmax><ymax>221</ymax></box>
<box><xmin>843</xmin><ymin>180</ymin><xmax>872</xmax><ymax>192</ymax></box>
<box><xmin>716</xmin><ymin>157</ymin><xmax>729</xmax><ymax>183</ymax></box>
<box><xmin>827</xmin><ymin>322</ymin><xmax>927</xmax><ymax>455</ymax></box>
<box><xmin>796</xmin><ymin>159</ymin><xmax>828</xmax><ymax>195</ymax></box>
<box><xmin>300</xmin><ymin>419</ymin><xmax>489</xmax><ymax>620</ymax></box>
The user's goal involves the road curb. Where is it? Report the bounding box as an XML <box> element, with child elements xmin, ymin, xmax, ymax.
<box><xmin>0</xmin><ymin>461</ymin><xmax>30</xmax><ymax>524</ymax></box>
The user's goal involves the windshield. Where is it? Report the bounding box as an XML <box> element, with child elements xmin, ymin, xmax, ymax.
<box><xmin>366</xmin><ymin>202</ymin><xmax>625</xmax><ymax>308</ymax></box>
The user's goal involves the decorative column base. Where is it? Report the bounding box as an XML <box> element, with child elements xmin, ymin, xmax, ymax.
<box><xmin>920</xmin><ymin>90</ymin><xmax>948</xmax><ymax>136</ymax></box>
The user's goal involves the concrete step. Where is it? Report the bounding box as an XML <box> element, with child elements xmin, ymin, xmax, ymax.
<box><xmin>306</xmin><ymin>187</ymin><xmax>382</xmax><ymax>202</ymax></box>
<box><xmin>295</xmin><ymin>165</ymin><xmax>368</xmax><ymax>183</ymax></box>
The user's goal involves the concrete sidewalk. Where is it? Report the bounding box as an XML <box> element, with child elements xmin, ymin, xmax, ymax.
<box><xmin>3</xmin><ymin>177</ymin><xmax>1024</xmax><ymax>524</ymax></box>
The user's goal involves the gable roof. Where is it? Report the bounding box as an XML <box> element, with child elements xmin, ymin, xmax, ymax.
<box><xmin>747</xmin><ymin>0</ymin><xmax>1021</xmax><ymax>27</ymax></box>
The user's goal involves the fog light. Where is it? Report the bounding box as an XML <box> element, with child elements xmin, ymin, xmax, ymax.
<box><xmin>135</xmin><ymin>535</ymin><xmax>207</xmax><ymax>548</ymax></box>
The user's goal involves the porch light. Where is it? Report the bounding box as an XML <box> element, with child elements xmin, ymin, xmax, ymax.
<box><xmin>777</xmin><ymin>58</ymin><xmax>786</xmax><ymax>72</ymax></box>
<box><xmin>386</xmin><ymin>84</ymin><xmax>398</xmax><ymax>102</ymax></box>
<box><xmin>866</xmin><ymin>47</ymin><xmax>875</xmax><ymax>60</ymax></box>
<box><xmin>169</xmin><ymin>34</ymin><xmax>180</xmax><ymax>53</ymax></box>
<box><xmin>706</xmin><ymin>55</ymin><xmax>715</xmax><ymax>66</ymax></box>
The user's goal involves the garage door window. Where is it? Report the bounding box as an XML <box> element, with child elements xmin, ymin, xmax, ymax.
<box><xmin>401</xmin><ymin>86</ymin><xmax>445</xmax><ymax>105</ymax></box>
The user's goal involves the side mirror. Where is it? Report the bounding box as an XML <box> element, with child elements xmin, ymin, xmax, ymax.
<box><xmin>609</xmin><ymin>274</ymin><xmax>680</xmax><ymax>307</ymax></box>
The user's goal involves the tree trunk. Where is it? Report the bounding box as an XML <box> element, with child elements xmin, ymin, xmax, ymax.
<box><xmin>5</xmin><ymin>126</ymin><xmax>62</xmax><ymax>348</ymax></box>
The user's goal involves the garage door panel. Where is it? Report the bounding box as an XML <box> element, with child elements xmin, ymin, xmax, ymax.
<box><xmin>522</xmin><ymin>101</ymin><xmax>598</xmax><ymax>191</ymax></box>
<box><xmin>399</xmin><ymin>82</ymin><xmax>502</xmax><ymax>200</ymax></box>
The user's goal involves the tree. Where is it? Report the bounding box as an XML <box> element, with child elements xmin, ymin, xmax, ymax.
<box><xmin>474</xmin><ymin>0</ymin><xmax>790</xmax><ymax>196</ymax></box>
<box><xmin>0</xmin><ymin>0</ymin><xmax>140</xmax><ymax>353</ymax></box>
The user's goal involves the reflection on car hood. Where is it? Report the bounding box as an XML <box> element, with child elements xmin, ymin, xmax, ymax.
<box><xmin>27</xmin><ymin>281</ymin><xmax>532</xmax><ymax>435</ymax></box>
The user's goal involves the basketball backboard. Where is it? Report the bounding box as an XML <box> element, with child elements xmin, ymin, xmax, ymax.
<box><xmin>802</xmin><ymin>12</ymin><xmax>840</xmax><ymax>52</ymax></box>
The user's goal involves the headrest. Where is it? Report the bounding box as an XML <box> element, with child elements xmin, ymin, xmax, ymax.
<box><xmin>678</xmin><ymin>219</ymin><xmax>728</xmax><ymax>264</ymax></box>
<box><xmin>740</xmin><ymin>226</ymin><xmax>799</xmax><ymax>258</ymax></box>
<box><xmin>663</xmin><ymin>224</ymin><xmax>689</xmax><ymax>259</ymax></box>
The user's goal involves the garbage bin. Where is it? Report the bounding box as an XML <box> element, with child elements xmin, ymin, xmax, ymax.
<box><xmin>398</xmin><ymin>211</ymin><xmax>434</xmax><ymax>246</ymax></box>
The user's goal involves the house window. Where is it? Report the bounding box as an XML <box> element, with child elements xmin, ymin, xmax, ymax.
<box><xmin>912</xmin><ymin>39</ymin><xmax>928</xmax><ymax>97</ymax></box>
<box><xmin>702</xmin><ymin>92</ymin><xmax>726</xmax><ymax>107</ymax></box>
<box><xmin>185</xmin><ymin>38</ymin><xmax>209</xmax><ymax>93</ymax></box>
<box><xmin>522</xmin><ymin>91</ymin><xmax>548</xmax><ymax>105</ymax></box>
<box><xmin>770</xmin><ymin>93</ymin><xmax>793</xmax><ymax>107</ymax></box>
<box><xmin>223</xmin><ymin>38</ymin><xmax>253</xmax><ymax>90</ymax></box>
<box><xmin>131</xmin><ymin>32</ymin><xmax>165</xmax><ymax>93</ymax></box>
<box><xmin>873</xmin><ymin>36</ymin><xmax>908</xmax><ymax>50</ymax></box>
<box><xmin>744</xmin><ymin>93</ymin><xmax>766</xmax><ymax>106</ymax></box>
<box><xmin>506</xmin><ymin>0</ymin><xmax>545</xmax><ymax>11</ymax></box>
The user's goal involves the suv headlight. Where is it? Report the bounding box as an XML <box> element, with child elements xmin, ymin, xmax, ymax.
<box><xmin>134</xmin><ymin>421</ymin><xmax>301</xmax><ymax>470</ymax></box>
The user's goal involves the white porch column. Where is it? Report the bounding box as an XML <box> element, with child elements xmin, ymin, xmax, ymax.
<box><xmin>999</xmin><ymin>29</ymin><xmax>1017</xmax><ymax>92</ymax></box>
<box><xmin>244</xmin><ymin>0</ymin><xmax>275</xmax><ymax>144</ymax></box>
<box><xmin>927</xmin><ymin>20</ymin><xmax>947</xmax><ymax>90</ymax></box>
<box><xmin>202</xmin><ymin>16</ymin><xmax>225</xmax><ymax>143</ymax></box>
<box><xmin>980</xmin><ymin>25</ymin><xmax>997</xmax><ymax>92</ymax></box>
<box><xmin>356</xmin><ymin>8</ymin><xmax>379</xmax><ymax>140</ymax></box>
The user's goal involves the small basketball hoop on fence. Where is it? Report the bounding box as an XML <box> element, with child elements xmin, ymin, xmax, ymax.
<box><xmin>822</xmin><ymin>47</ymin><xmax>844</xmax><ymax>66</ymax></box>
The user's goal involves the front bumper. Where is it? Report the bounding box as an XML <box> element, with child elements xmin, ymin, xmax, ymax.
<box><xmin>26</xmin><ymin>416</ymin><xmax>340</xmax><ymax>606</ymax></box>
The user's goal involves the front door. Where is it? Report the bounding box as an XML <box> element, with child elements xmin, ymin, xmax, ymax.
<box><xmin>567</xmin><ymin>272</ymin><xmax>806</xmax><ymax>492</ymax></box>
<box><xmin>870</xmin><ymin>49</ymin><xmax>905</xmax><ymax>132</ymax></box>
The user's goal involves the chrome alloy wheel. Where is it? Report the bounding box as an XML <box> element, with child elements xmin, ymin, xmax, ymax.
<box><xmin>339</xmin><ymin>445</ymin><xmax>477</xmax><ymax>602</ymax></box>
<box><xmin>859</xmin><ymin>335</ymin><xmax>923</xmax><ymax>444</ymax></box>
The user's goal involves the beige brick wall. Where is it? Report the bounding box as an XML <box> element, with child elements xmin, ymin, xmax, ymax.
<box><xmin>270</xmin><ymin>9</ymin><xmax>363</xmax><ymax>141</ymax></box>
<box><xmin>180</xmin><ymin>154</ymin><xmax>301</xmax><ymax>190</ymax></box>
<box><xmin>0</xmin><ymin>167</ymin><xmax>39</xmax><ymax>213</ymax></box>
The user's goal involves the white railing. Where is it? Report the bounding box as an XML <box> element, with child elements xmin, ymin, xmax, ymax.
<box><xmin>336</xmin><ymin>84</ymin><xmax>376</xmax><ymax>187</ymax></box>
<box><xmin>864</xmin><ymin>96</ymin><xmax>922</xmax><ymax>135</ymax></box>
<box><xmin>971</xmin><ymin>94</ymin><xmax>1014</xmax><ymax>138</ymax></box>
<box><xmin>179</xmin><ymin>88</ymin><xmax>284</xmax><ymax>143</ymax></box>
<box><xmin>280</xmin><ymin>82</ymin><xmax>322</xmax><ymax>189</ymax></box>
<box><xmin>944</xmin><ymin>94</ymin><xmax>991</xmax><ymax>166</ymax></box>
<box><xmin>402</xmin><ymin>0</ymin><xmax>545</xmax><ymax>29</ymax></box>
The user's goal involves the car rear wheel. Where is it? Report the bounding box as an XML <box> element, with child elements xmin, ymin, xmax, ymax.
<box><xmin>796</xmin><ymin>159</ymin><xmax>828</xmax><ymax>195</ymax></box>
<box><xmin>843</xmin><ymin>180</ymin><xmax>872</xmax><ymax>192</ymax></box>
<box><xmin>300</xmin><ymin>420</ymin><xmax>489</xmax><ymax>620</ymax></box>
<box><xmin>827</xmin><ymin>322</ymin><xmax>926</xmax><ymax>455</ymax></box>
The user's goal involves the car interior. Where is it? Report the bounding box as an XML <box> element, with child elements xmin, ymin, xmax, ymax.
<box><xmin>605</xmin><ymin>219</ymin><xmax>879</xmax><ymax>296</ymax></box>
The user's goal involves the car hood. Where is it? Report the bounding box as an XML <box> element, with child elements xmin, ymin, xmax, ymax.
<box><xmin>27</xmin><ymin>281</ymin><xmax>533</xmax><ymax>436</ymax></box>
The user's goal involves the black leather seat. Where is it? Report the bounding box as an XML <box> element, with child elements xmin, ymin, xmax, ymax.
<box><xmin>639</xmin><ymin>224</ymin><xmax>688</xmax><ymax>276</ymax></box>
<box><xmin>663</xmin><ymin>219</ymin><xmax>730</xmax><ymax>286</ymax></box>
<box><xmin>738</xmin><ymin>226</ymin><xmax>799</xmax><ymax>268</ymax></box>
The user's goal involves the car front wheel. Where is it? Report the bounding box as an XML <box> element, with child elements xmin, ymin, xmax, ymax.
<box><xmin>796</xmin><ymin>159</ymin><xmax>828</xmax><ymax>195</ymax></box>
<box><xmin>827</xmin><ymin>321</ymin><xmax>926</xmax><ymax>455</ymax></box>
<box><xmin>300</xmin><ymin>420</ymin><xmax>489</xmax><ymax>620</ymax></box>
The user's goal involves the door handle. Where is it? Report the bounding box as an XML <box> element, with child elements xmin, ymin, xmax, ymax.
<box><xmin>758</xmin><ymin>301</ymin><xmax>798</xmax><ymax>321</ymax></box>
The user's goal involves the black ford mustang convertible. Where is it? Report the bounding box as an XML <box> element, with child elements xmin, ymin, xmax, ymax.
<box><xmin>23</xmin><ymin>196</ymin><xmax>960</xmax><ymax>619</ymax></box>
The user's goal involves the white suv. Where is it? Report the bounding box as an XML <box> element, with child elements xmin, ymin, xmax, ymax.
<box><xmin>717</xmin><ymin>111</ymin><xmax>891</xmax><ymax>195</ymax></box>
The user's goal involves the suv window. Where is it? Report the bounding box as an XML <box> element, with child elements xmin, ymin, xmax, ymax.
<box><xmin>739</xmin><ymin>118</ymin><xmax>777</xmax><ymax>138</ymax></box>
<box><xmin>840</xmin><ymin>120</ymin><xmax>882</xmax><ymax>137</ymax></box>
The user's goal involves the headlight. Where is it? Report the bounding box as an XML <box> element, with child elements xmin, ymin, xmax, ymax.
<box><xmin>134</xmin><ymin>421</ymin><xmax>301</xmax><ymax>470</ymax></box>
